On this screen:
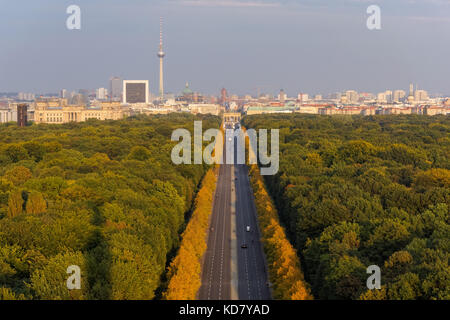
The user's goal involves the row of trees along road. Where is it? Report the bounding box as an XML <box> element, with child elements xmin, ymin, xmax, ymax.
<box><xmin>249</xmin><ymin>164</ymin><xmax>313</xmax><ymax>300</ymax></box>
<box><xmin>163</xmin><ymin>169</ymin><xmax>217</xmax><ymax>300</ymax></box>
<box><xmin>243</xmin><ymin>114</ymin><xmax>449</xmax><ymax>300</ymax></box>
<box><xmin>0</xmin><ymin>114</ymin><xmax>220</xmax><ymax>300</ymax></box>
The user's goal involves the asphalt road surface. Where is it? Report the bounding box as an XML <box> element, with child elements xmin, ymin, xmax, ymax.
<box><xmin>198</xmin><ymin>133</ymin><xmax>270</xmax><ymax>300</ymax></box>
<box><xmin>235</xmin><ymin>163</ymin><xmax>271</xmax><ymax>300</ymax></box>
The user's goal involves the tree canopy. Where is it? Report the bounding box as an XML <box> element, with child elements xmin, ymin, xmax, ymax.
<box><xmin>0</xmin><ymin>114</ymin><xmax>220</xmax><ymax>300</ymax></box>
<box><xmin>243</xmin><ymin>114</ymin><xmax>449</xmax><ymax>300</ymax></box>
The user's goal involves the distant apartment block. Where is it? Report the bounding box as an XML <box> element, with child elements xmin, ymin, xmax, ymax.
<box><xmin>319</xmin><ymin>106</ymin><xmax>363</xmax><ymax>115</ymax></box>
<box><xmin>297</xmin><ymin>93</ymin><xmax>309</xmax><ymax>103</ymax></box>
<box><xmin>414</xmin><ymin>90</ymin><xmax>429</xmax><ymax>103</ymax></box>
<box><xmin>361</xmin><ymin>107</ymin><xmax>377</xmax><ymax>116</ymax></box>
<box><xmin>17</xmin><ymin>92</ymin><xmax>35</xmax><ymax>101</ymax></box>
<box><xmin>246</xmin><ymin>106</ymin><xmax>296</xmax><ymax>115</ymax></box>
<box><xmin>278</xmin><ymin>89</ymin><xmax>286</xmax><ymax>104</ymax></box>
<box><xmin>96</xmin><ymin>88</ymin><xmax>108</xmax><ymax>100</ymax></box>
<box><xmin>380</xmin><ymin>107</ymin><xmax>413</xmax><ymax>115</ymax></box>
<box><xmin>296</xmin><ymin>104</ymin><xmax>326</xmax><ymax>114</ymax></box>
<box><xmin>188</xmin><ymin>104</ymin><xmax>220</xmax><ymax>116</ymax></box>
<box><xmin>0</xmin><ymin>108</ymin><xmax>17</xmax><ymax>123</ymax></box>
<box><xmin>423</xmin><ymin>105</ymin><xmax>450</xmax><ymax>116</ymax></box>
<box><xmin>394</xmin><ymin>90</ymin><xmax>406</xmax><ymax>102</ymax></box>
<box><xmin>110</xmin><ymin>77</ymin><xmax>122</xmax><ymax>101</ymax></box>
<box><xmin>345</xmin><ymin>90</ymin><xmax>359</xmax><ymax>104</ymax></box>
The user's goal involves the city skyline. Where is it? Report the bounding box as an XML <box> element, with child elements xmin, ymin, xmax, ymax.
<box><xmin>0</xmin><ymin>1</ymin><xmax>450</xmax><ymax>95</ymax></box>
<box><xmin>0</xmin><ymin>0</ymin><xmax>448</xmax><ymax>307</ymax></box>
<box><xmin>0</xmin><ymin>83</ymin><xmax>444</xmax><ymax>100</ymax></box>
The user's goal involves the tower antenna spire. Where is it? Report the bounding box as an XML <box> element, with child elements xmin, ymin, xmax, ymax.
<box><xmin>160</xmin><ymin>17</ymin><xmax>163</xmax><ymax>49</ymax></box>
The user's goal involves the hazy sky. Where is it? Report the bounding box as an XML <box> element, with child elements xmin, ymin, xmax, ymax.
<box><xmin>0</xmin><ymin>0</ymin><xmax>449</xmax><ymax>96</ymax></box>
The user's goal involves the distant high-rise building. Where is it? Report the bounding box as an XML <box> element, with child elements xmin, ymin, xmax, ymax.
<box><xmin>297</xmin><ymin>93</ymin><xmax>309</xmax><ymax>103</ymax></box>
<box><xmin>157</xmin><ymin>17</ymin><xmax>166</xmax><ymax>100</ymax></box>
<box><xmin>220</xmin><ymin>88</ymin><xmax>228</xmax><ymax>106</ymax></box>
<box><xmin>385</xmin><ymin>90</ymin><xmax>393</xmax><ymax>103</ymax></box>
<box><xmin>407</xmin><ymin>83</ymin><xmax>415</xmax><ymax>103</ymax></box>
<box><xmin>345</xmin><ymin>90</ymin><xmax>359</xmax><ymax>103</ymax></box>
<box><xmin>96</xmin><ymin>88</ymin><xmax>108</xmax><ymax>100</ymax></box>
<box><xmin>71</xmin><ymin>94</ymin><xmax>86</xmax><ymax>106</ymax></box>
<box><xmin>78</xmin><ymin>89</ymin><xmax>90</xmax><ymax>105</ymax></box>
<box><xmin>377</xmin><ymin>92</ymin><xmax>386</xmax><ymax>103</ymax></box>
<box><xmin>330</xmin><ymin>92</ymin><xmax>342</xmax><ymax>100</ymax></box>
<box><xmin>358</xmin><ymin>92</ymin><xmax>374</xmax><ymax>101</ymax></box>
<box><xmin>18</xmin><ymin>92</ymin><xmax>35</xmax><ymax>101</ymax></box>
<box><xmin>60</xmin><ymin>89</ymin><xmax>67</xmax><ymax>99</ymax></box>
<box><xmin>0</xmin><ymin>108</ymin><xmax>17</xmax><ymax>123</ymax></box>
<box><xmin>415</xmin><ymin>90</ymin><xmax>429</xmax><ymax>102</ymax></box>
<box><xmin>110</xmin><ymin>77</ymin><xmax>122</xmax><ymax>101</ymax></box>
<box><xmin>17</xmin><ymin>104</ymin><xmax>28</xmax><ymax>127</ymax></box>
<box><xmin>377</xmin><ymin>90</ymin><xmax>393</xmax><ymax>103</ymax></box>
<box><xmin>278</xmin><ymin>89</ymin><xmax>286</xmax><ymax>104</ymax></box>
<box><xmin>123</xmin><ymin>80</ymin><xmax>149</xmax><ymax>104</ymax></box>
<box><xmin>394</xmin><ymin>90</ymin><xmax>406</xmax><ymax>102</ymax></box>
<box><xmin>67</xmin><ymin>91</ymin><xmax>76</xmax><ymax>102</ymax></box>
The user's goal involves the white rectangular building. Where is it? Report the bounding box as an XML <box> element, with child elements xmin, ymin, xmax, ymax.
<box><xmin>123</xmin><ymin>80</ymin><xmax>149</xmax><ymax>105</ymax></box>
<box><xmin>0</xmin><ymin>109</ymin><xmax>17</xmax><ymax>123</ymax></box>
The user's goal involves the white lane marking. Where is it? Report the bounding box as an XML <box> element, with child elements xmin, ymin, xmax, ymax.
<box><xmin>244</xmin><ymin>165</ymin><xmax>269</xmax><ymax>299</ymax></box>
<box><xmin>207</xmin><ymin>166</ymin><xmax>224</xmax><ymax>300</ymax></box>
<box><xmin>243</xmin><ymin>168</ymin><xmax>263</xmax><ymax>300</ymax></box>
<box><xmin>236</xmin><ymin>165</ymin><xmax>252</xmax><ymax>300</ymax></box>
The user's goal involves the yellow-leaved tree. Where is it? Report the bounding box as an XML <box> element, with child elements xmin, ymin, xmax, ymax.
<box><xmin>7</xmin><ymin>190</ymin><xmax>24</xmax><ymax>218</ymax></box>
<box><xmin>164</xmin><ymin>169</ymin><xmax>217</xmax><ymax>300</ymax></box>
<box><xmin>249</xmin><ymin>164</ymin><xmax>313</xmax><ymax>300</ymax></box>
<box><xmin>26</xmin><ymin>191</ymin><xmax>47</xmax><ymax>215</ymax></box>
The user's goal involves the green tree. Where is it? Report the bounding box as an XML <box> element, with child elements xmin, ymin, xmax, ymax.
<box><xmin>128</xmin><ymin>146</ymin><xmax>151</xmax><ymax>161</ymax></box>
<box><xmin>30</xmin><ymin>251</ymin><xmax>87</xmax><ymax>300</ymax></box>
<box><xmin>25</xmin><ymin>191</ymin><xmax>47</xmax><ymax>215</ymax></box>
<box><xmin>4</xmin><ymin>144</ymin><xmax>29</xmax><ymax>163</ymax></box>
<box><xmin>0</xmin><ymin>287</ymin><xmax>26</xmax><ymax>300</ymax></box>
<box><xmin>4</xmin><ymin>166</ymin><xmax>33</xmax><ymax>186</ymax></box>
<box><xmin>7</xmin><ymin>191</ymin><xmax>24</xmax><ymax>218</ymax></box>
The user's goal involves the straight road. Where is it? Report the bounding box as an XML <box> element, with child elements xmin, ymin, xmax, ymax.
<box><xmin>234</xmin><ymin>163</ymin><xmax>271</xmax><ymax>300</ymax></box>
<box><xmin>198</xmin><ymin>130</ymin><xmax>271</xmax><ymax>300</ymax></box>
<box><xmin>198</xmin><ymin>145</ymin><xmax>232</xmax><ymax>300</ymax></box>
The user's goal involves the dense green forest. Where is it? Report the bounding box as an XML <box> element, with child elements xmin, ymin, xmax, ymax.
<box><xmin>0</xmin><ymin>114</ymin><xmax>220</xmax><ymax>300</ymax></box>
<box><xmin>243</xmin><ymin>114</ymin><xmax>449</xmax><ymax>300</ymax></box>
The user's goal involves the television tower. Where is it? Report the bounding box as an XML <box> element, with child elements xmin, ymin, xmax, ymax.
<box><xmin>157</xmin><ymin>17</ymin><xmax>165</xmax><ymax>100</ymax></box>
